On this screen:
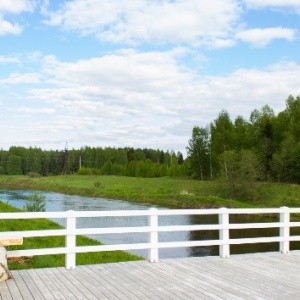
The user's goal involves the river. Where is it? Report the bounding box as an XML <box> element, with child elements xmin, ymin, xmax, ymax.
<box><xmin>1</xmin><ymin>189</ymin><xmax>299</xmax><ymax>259</ymax></box>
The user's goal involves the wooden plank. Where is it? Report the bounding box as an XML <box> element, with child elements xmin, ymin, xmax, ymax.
<box><xmin>226</xmin><ymin>253</ymin><xmax>300</xmax><ymax>296</ymax></box>
<box><xmin>46</xmin><ymin>268</ymin><xmax>86</xmax><ymax>300</ymax></box>
<box><xmin>103</xmin><ymin>262</ymin><xmax>171</xmax><ymax>300</ymax></box>
<box><xmin>179</xmin><ymin>257</ymin><xmax>267</xmax><ymax>300</ymax></box>
<box><xmin>187</xmin><ymin>256</ymin><xmax>280</xmax><ymax>299</ymax></box>
<box><xmin>34</xmin><ymin>268</ymin><xmax>68</xmax><ymax>300</ymax></box>
<box><xmin>2</xmin><ymin>252</ymin><xmax>300</xmax><ymax>300</ymax></box>
<box><xmin>9</xmin><ymin>271</ymin><xmax>34</xmax><ymax>300</ymax></box>
<box><xmin>187</xmin><ymin>254</ymin><xmax>300</xmax><ymax>299</ymax></box>
<box><xmin>0</xmin><ymin>239</ymin><xmax>23</xmax><ymax>247</ymax></box>
<box><xmin>125</xmin><ymin>260</ymin><xmax>202</xmax><ymax>300</ymax></box>
<box><xmin>113</xmin><ymin>262</ymin><xmax>184</xmax><ymax>299</ymax></box>
<box><xmin>17</xmin><ymin>270</ymin><xmax>46</xmax><ymax>300</ymax></box>
<box><xmin>81</xmin><ymin>264</ymin><xmax>132</xmax><ymax>300</ymax></box>
<box><xmin>148</xmin><ymin>259</ymin><xmax>232</xmax><ymax>300</ymax></box>
<box><xmin>52</xmin><ymin>268</ymin><xmax>100</xmax><ymax>300</ymax></box>
<box><xmin>0</xmin><ymin>282</ymin><xmax>13</xmax><ymax>300</ymax></box>
<box><xmin>5</xmin><ymin>278</ymin><xmax>24</xmax><ymax>300</ymax></box>
<box><xmin>81</xmin><ymin>264</ymin><xmax>134</xmax><ymax>300</ymax></box>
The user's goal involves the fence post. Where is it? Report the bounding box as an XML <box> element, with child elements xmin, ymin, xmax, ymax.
<box><xmin>280</xmin><ymin>206</ymin><xmax>290</xmax><ymax>254</ymax></box>
<box><xmin>65</xmin><ymin>210</ymin><xmax>76</xmax><ymax>269</ymax></box>
<box><xmin>219</xmin><ymin>207</ymin><xmax>230</xmax><ymax>258</ymax></box>
<box><xmin>148</xmin><ymin>208</ymin><xmax>159</xmax><ymax>263</ymax></box>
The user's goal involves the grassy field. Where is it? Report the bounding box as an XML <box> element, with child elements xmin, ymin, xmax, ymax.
<box><xmin>0</xmin><ymin>175</ymin><xmax>300</xmax><ymax>208</ymax></box>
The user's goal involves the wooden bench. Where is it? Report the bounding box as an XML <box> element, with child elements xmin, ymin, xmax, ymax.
<box><xmin>0</xmin><ymin>238</ymin><xmax>23</xmax><ymax>282</ymax></box>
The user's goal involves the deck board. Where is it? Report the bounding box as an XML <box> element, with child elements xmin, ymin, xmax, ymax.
<box><xmin>1</xmin><ymin>251</ymin><xmax>300</xmax><ymax>300</ymax></box>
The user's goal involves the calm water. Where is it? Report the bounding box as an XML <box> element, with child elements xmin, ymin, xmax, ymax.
<box><xmin>1</xmin><ymin>189</ymin><xmax>299</xmax><ymax>258</ymax></box>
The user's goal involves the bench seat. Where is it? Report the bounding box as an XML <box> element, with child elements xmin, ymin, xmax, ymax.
<box><xmin>0</xmin><ymin>238</ymin><xmax>23</xmax><ymax>247</ymax></box>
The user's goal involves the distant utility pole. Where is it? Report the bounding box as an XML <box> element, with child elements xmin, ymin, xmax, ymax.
<box><xmin>62</xmin><ymin>142</ymin><xmax>69</xmax><ymax>175</ymax></box>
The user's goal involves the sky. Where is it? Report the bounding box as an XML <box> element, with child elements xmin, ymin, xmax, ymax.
<box><xmin>0</xmin><ymin>0</ymin><xmax>300</xmax><ymax>155</ymax></box>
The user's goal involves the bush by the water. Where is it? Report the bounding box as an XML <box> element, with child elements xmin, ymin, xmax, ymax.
<box><xmin>22</xmin><ymin>191</ymin><xmax>46</xmax><ymax>212</ymax></box>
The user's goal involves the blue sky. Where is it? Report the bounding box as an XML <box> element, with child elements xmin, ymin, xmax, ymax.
<box><xmin>1</xmin><ymin>0</ymin><xmax>300</xmax><ymax>155</ymax></box>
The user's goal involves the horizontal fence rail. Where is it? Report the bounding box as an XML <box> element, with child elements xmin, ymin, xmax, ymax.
<box><xmin>1</xmin><ymin>207</ymin><xmax>300</xmax><ymax>269</ymax></box>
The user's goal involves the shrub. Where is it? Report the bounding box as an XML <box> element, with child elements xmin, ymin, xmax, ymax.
<box><xmin>76</xmin><ymin>167</ymin><xmax>94</xmax><ymax>175</ymax></box>
<box><xmin>27</xmin><ymin>172</ymin><xmax>41</xmax><ymax>178</ymax></box>
<box><xmin>23</xmin><ymin>192</ymin><xmax>46</xmax><ymax>212</ymax></box>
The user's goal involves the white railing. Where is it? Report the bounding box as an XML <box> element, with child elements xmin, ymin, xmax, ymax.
<box><xmin>1</xmin><ymin>207</ymin><xmax>300</xmax><ymax>269</ymax></box>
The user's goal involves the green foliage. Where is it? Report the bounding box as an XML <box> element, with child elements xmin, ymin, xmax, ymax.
<box><xmin>76</xmin><ymin>167</ymin><xmax>95</xmax><ymax>175</ymax></box>
<box><xmin>187</xmin><ymin>126</ymin><xmax>211</xmax><ymax>179</ymax></box>
<box><xmin>22</xmin><ymin>192</ymin><xmax>46</xmax><ymax>212</ymax></box>
<box><xmin>289</xmin><ymin>142</ymin><xmax>300</xmax><ymax>183</ymax></box>
<box><xmin>7</xmin><ymin>154</ymin><xmax>22</xmax><ymax>175</ymax></box>
<box><xmin>220</xmin><ymin>150</ymin><xmax>262</xmax><ymax>201</ymax></box>
<box><xmin>27</xmin><ymin>171</ymin><xmax>42</xmax><ymax>178</ymax></box>
<box><xmin>0</xmin><ymin>166</ymin><xmax>4</xmax><ymax>174</ymax></box>
<box><xmin>0</xmin><ymin>146</ymin><xmax>185</xmax><ymax>179</ymax></box>
<box><xmin>187</xmin><ymin>94</ymin><xmax>300</xmax><ymax>187</ymax></box>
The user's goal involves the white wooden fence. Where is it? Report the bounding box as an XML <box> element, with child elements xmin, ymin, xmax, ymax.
<box><xmin>1</xmin><ymin>207</ymin><xmax>300</xmax><ymax>270</ymax></box>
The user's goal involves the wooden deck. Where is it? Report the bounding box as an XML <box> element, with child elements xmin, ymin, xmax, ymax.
<box><xmin>1</xmin><ymin>251</ymin><xmax>300</xmax><ymax>299</ymax></box>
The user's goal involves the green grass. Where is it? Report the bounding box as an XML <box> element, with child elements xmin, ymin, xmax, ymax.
<box><xmin>0</xmin><ymin>201</ymin><xmax>142</xmax><ymax>270</ymax></box>
<box><xmin>1</xmin><ymin>175</ymin><xmax>300</xmax><ymax>208</ymax></box>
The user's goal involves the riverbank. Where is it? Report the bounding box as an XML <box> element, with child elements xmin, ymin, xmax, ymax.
<box><xmin>0</xmin><ymin>175</ymin><xmax>300</xmax><ymax>208</ymax></box>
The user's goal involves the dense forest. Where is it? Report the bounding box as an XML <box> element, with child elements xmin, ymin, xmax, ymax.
<box><xmin>187</xmin><ymin>95</ymin><xmax>300</xmax><ymax>185</ymax></box>
<box><xmin>1</xmin><ymin>95</ymin><xmax>300</xmax><ymax>187</ymax></box>
<box><xmin>0</xmin><ymin>145</ymin><xmax>187</xmax><ymax>178</ymax></box>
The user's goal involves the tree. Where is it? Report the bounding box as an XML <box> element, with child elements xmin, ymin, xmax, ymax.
<box><xmin>210</xmin><ymin>110</ymin><xmax>234</xmax><ymax>178</ymax></box>
<box><xmin>233</xmin><ymin>116</ymin><xmax>252</xmax><ymax>151</ymax></box>
<box><xmin>250</xmin><ymin>105</ymin><xmax>275</xmax><ymax>179</ymax></box>
<box><xmin>220</xmin><ymin>150</ymin><xmax>239</xmax><ymax>185</ymax></box>
<box><xmin>187</xmin><ymin>126</ymin><xmax>210</xmax><ymax>179</ymax></box>
<box><xmin>0</xmin><ymin>149</ymin><xmax>8</xmax><ymax>174</ymax></box>
<box><xmin>101</xmin><ymin>161</ymin><xmax>113</xmax><ymax>175</ymax></box>
<box><xmin>159</xmin><ymin>151</ymin><xmax>165</xmax><ymax>164</ymax></box>
<box><xmin>271</xmin><ymin>134</ymin><xmax>295</xmax><ymax>182</ymax></box>
<box><xmin>177</xmin><ymin>152</ymin><xmax>184</xmax><ymax>165</ymax></box>
<box><xmin>221</xmin><ymin>150</ymin><xmax>262</xmax><ymax>200</ymax></box>
<box><xmin>27</xmin><ymin>147</ymin><xmax>42</xmax><ymax>174</ymax></box>
<box><xmin>7</xmin><ymin>155</ymin><xmax>22</xmax><ymax>175</ymax></box>
<box><xmin>288</xmin><ymin>142</ymin><xmax>300</xmax><ymax>183</ymax></box>
<box><xmin>285</xmin><ymin>95</ymin><xmax>300</xmax><ymax>140</ymax></box>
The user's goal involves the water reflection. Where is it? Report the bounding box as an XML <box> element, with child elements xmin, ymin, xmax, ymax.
<box><xmin>1</xmin><ymin>188</ymin><xmax>300</xmax><ymax>259</ymax></box>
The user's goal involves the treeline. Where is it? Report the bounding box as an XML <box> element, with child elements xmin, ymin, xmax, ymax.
<box><xmin>187</xmin><ymin>95</ymin><xmax>300</xmax><ymax>186</ymax></box>
<box><xmin>0</xmin><ymin>146</ymin><xmax>187</xmax><ymax>178</ymax></box>
<box><xmin>2</xmin><ymin>95</ymin><xmax>300</xmax><ymax>186</ymax></box>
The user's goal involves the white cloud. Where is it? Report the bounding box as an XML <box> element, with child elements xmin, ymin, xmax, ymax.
<box><xmin>244</xmin><ymin>0</ymin><xmax>300</xmax><ymax>9</ymax></box>
<box><xmin>44</xmin><ymin>0</ymin><xmax>241</xmax><ymax>45</ymax></box>
<box><xmin>236</xmin><ymin>27</ymin><xmax>296</xmax><ymax>47</ymax></box>
<box><xmin>208</xmin><ymin>62</ymin><xmax>300</xmax><ymax>112</ymax></box>
<box><xmin>206</xmin><ymin>38</ymin><xmax>236</xmax><ymax>49</ymax></box>
<box><xmin>20</xmin><ymin>50</ymin><xmax>300</xmax><ymax>152</ymax></box>
<box><xmin>8</xmin><ymin>107</ymin><xmax>55</xmax><ymax>114</ymax></box>
<box><xmin>0</xmin><ymin>0</ymin><xmax>35</xmax><ymax>14</ymax></box>
<box><xmin>0</xmin><ymin>55</ymin><xmax>19</xmax><ymax>64</ymax></box>
<box><xmin>0</xmin><ymin>0</ymin><xmax>36</xmax><ymax>36</ymax></box>
<box><xmin>0</xmin><ymin>18</ymin><xmax>22</xmax><ymax>35</ymax></box>
<box><xmin>0</xmin><ymin>73</ymin><xmax>41</xmax><ymax>85</ymax></box>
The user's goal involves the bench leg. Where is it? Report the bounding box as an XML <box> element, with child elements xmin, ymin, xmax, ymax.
<box><xmin>0</xmin><ymin>246</ymin><xmax>12</xmax><ymax>282</ymax></box>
